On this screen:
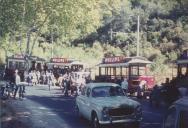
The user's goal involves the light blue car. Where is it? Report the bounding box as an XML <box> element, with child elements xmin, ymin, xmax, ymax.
<box><xmin>76</xmin><ymin>83</ymin><xmax>142</xmax><ymax>128</ymax></box>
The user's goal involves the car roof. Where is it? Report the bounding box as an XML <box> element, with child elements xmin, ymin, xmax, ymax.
<box><xmin>86</xmin><ymin>82</ymin><xmax>120</xmax><ymax>89</ymax></box>
<box><xmin>174</xmin><ymin>96</ymin><xmax>188</xmax><ymax>108</ymax></box>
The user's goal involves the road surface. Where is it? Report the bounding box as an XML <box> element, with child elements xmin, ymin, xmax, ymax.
<box><xmin>2</xmin><ymin>85</ymin><xmax>167</xmax><ymax>128</ymax></box>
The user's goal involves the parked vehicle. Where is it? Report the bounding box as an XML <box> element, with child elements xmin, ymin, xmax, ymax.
<box><xmin>163</xmin><ymin>97</ymin><xmax>188</xmax><ymax>128</ymax></box>
<box><xmin>75</xmin><ymin>83</ymin><xmax>142</xmax><ymax>128</ymax></box>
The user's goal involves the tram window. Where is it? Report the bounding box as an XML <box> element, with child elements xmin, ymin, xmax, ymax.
<box><xmin>10</xmin><ymin>61</ymin><xmax>16</xmax><ymax>68</ymax></box>
<box><xmin>19</xmin><ymin>62</ymin><xmax>25</xmax><ymax>69</ymax></box>
<box><xmin>122</xmin><ymin>67</ymin><xmax>128</xmax><ymax>76</ymax></box>
<box><xmin>9</xmin><ymin>61</ymin><xmax>13</xmax><ymax>68</ymax></box>
<box><xmin>139</xmin><ymin>67</ymin><xmax>146</xmax><ymax>76</ymax></box>
<box><xmin>101</xmin><ymin>68</ymin><xmax>105</xmax><ymax>75</ymax></box>
<box><xmin>116</xmin><ymin>68</ymin><xmax>120</xmax><ymax>75</ymax></box>
<box><xmin>131</xmin><ymin>67</ymin><xmax>138</xmax><ymax>76</ymax></box>
<box><xmin>15</xmin><ymin>62</ymin><xmax>19</xmax><ymax>69</ymax></box>
<box><xmin>130</xmin><ymin>66</ymin><xmax>146</xmax><ymax>76</ymax></box>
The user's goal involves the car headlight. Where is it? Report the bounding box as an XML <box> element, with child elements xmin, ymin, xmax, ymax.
<box><xmin>102</xmin><ymin>107</ymin><xmax>109</xmax><ymax>117</ymax></box>
<box><xmin>136</xmin><ymin>105</ymin><xmax>142</xmax><ymax>113</ymax></box>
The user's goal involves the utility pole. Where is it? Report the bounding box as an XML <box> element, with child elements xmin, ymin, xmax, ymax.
<box><xmin>137</xmin><ymin>15</ymin><xmax>140</xmax><ymax>57</ymax></box>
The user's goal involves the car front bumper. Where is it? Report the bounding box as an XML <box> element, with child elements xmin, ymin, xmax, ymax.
<box><xmin>99</xmin><ymin>118</ymin><xmax>142</xmax><ymax>124</ymax></box>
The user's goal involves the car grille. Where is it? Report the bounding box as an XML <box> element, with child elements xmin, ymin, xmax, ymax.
<box><xmin>108</xmin><ymin>107</ymin><xmax>134</xmax><ymax>117</ymax></box>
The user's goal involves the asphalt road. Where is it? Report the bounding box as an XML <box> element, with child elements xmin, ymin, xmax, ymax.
<box><xmin>5</xmin><ymin>85</ymin><xmax>167</xmax><ymax>128</ymax></box>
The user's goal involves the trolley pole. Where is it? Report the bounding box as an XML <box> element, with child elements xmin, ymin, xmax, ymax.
<box><xmin>137</xmin><ymin>15</ymin><xmax>140</xmax><ymax>57</ymax></box>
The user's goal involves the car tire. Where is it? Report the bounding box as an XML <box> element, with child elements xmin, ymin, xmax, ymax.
<box><xmin>92</xmin><ymin>113</ymin><xmax>101</xmax><ymax>128</ymax></box>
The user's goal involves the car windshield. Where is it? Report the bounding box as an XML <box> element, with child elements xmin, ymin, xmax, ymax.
<box><xmin>92</xmin><ymin>86</ymin><xmax>125</xmax><ymax>97</ymax></box>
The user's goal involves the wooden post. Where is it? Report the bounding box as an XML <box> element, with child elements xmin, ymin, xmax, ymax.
<box><xmin>114</xmin><ymin>67</ymin><xmax>116</xmax><ymax>77</ymax></box>
<box><xmin>138</xmin><ymin>65</ymin><xmax>140</xmax><ymax>76</ymax></box>
<box><xmin>120</xmin><ymin>67</ymin><xmax>122</xmax><ymax>76</ymax></box>
<box><xmin>99</xmin><ymin>67</ymin><xmax>101</xmax><ymax>76</ymax></box>
<box><xmin>129</xmin><ymin>66</ymin><xmax>131</xmax><ymax>80</ymax></box>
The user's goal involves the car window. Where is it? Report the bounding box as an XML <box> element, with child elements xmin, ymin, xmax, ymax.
<box><xmin>81</xmin><ymin>87</ymin><xmax>86</xmax><ymax>96</ymax></box>
<box><xmin>179</xmin><ymin>110</ymin><xmax>188</xmax><ymax>128</ymax></box>
<box><xmin>92</xmin><ymin>86</ymin><xmax>125</xmax><ymax>98</ymax></box>
<box><xmin>164</xmin><ymin>107</ymin><xmax>176</xmax><ymax>128</ymax></box>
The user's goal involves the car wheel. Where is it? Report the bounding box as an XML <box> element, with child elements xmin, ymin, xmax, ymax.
<box><xmin>92</xmin><ymin>113</ymin><xmax>101</xmax><ymax>128</ymax></box>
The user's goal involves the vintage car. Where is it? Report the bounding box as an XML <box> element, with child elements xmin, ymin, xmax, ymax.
<box><xmin>163</xmin><ymin>96</ymin><xmax>188</xmax><ymax>128</ymax></box>
<box><xmin>75</xmin><ymin>83</ymin><xmax>142</xmax><ymax>128</ymax></box>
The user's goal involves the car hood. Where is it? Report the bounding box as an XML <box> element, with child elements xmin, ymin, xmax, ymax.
<box><xmin>91</xmin><ymin>96</ymin><xmax>140</xmax><ymax>108</ymax></box>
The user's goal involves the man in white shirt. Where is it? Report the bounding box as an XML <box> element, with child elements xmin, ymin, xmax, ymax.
<box><xmin>13</xmin><ymin>69</ymin><xmax>21</xmax><ymax>99</ymax></box>
<box><xmin>121</xmin><ymin>77</ymin><xmax>128</xmax><ymax>94</ymax></box>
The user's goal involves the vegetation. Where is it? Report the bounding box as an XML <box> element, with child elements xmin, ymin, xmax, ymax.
<box><xmin>0</xmin><ymin>0</ymin><xmax>188</xmax><ymax>82</ymax></box>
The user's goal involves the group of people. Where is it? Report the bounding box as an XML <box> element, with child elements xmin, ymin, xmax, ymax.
<box><xmin>115</xmin><ymin>77</ymin><xmax>146</xmax><ymax>98</ymax></box>
<box><xmin>2</xmin><ymin>69</ymin><xmax>25</xmax><ymax>99</ymax></box>
<box><xmin>150</xmin><ymin>78</ymin><xmax>188</xmax><ymax>107</ymax></box>
<box><xmin>27</xmin><ymin>70</ymin><xmax>54</xmax><ymax>86</ymax></box>
<box><xmin>56</xmin><ymin>72</ymin><xmax>89</xmax><ymax>96</ymax></box>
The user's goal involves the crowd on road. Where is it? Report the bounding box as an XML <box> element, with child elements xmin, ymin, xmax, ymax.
<box><xmin>0</xmin><ymin>67</ymin><xmax>91</xmax><ymax>99</ymax></box>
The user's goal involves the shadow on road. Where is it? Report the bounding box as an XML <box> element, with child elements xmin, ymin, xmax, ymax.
<box><xmin>26</xmin><ymin>94</ymin><xmax>92</xmax><ymax>128</ymax></box>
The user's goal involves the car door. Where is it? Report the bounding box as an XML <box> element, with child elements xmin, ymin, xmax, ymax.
<box><xmin>77</xmin><ymin>86</ymin><xmax>86</xmax><ymax>117</ymax></box>
<box><xmin>79</xmin><ymin>87</ymin><xmax>92</xmax><ymax>119</ymax></box>
<box><xmin>84</xmin><ymin>87</ymin><xmax>92</xmax><ymax>119</ymax></box>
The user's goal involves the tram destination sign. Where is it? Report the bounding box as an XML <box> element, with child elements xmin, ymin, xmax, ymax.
<box><xmin>103</xmin><ymin>56</ymin><xmax>126</xmax><ymax>63</ymax></box>
<box><xmin>51</xmin><ymin>58</ymin><xmax>68</xmax><ymax>63</ymax></box>
<box><xmin>13</xmin><ymin>54</ymin><xmax>24</xmax><ymax>59</ymax></box>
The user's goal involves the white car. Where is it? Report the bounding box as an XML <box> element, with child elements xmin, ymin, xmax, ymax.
<box><xmin>163</xmin><ymin>96</ymin><xmax>188</xmax><ymax>128</ymax></box>
<box><xmin>76</xmin><ymin>83</ymin><xmax>142</xmax><ymax>128</ymax></box>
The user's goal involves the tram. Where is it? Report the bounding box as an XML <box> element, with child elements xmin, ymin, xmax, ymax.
<box><xmin>47</xmin><ymin>57</ymin><xmax>90</xmax><ymax>86</ymax></box>
<box><xmin>47</xmin><ymin>58</ymin><xmax>84</xmax><ymax>72</ymax></box>
<box><xmin>6</xmin><ymin>54</ymin><xmax>45</xmax><ymax>71</ymax></box>
<box><xmin>95</xmin><ymin>56</ymin><xmax>155</xmax><ymax>93</ymax></box>
<box><xmin>6</xmin><ymin>54</ymin><xmax>45</xmax><ymax>81</ymax></box>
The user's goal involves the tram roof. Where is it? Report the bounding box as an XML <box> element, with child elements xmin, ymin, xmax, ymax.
<box><xmin>7</xmin><ymin>55</ymin><xmax>45</xmax><ymax>62</ymax></box>
<box><xmin>97</xmin><ymin>56</ymin><xmax>153</xmax><ymax>67</ymax></box>
<box><xmin>47</xmin><ymin>58</ymin><xmax>86</xmax><ymax>66</ymax></box>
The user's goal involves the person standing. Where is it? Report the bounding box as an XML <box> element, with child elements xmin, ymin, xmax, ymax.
<box><xmin>48</xmin><ymin>72</ymin><xmax>53</xmax><ymax>91</ymax></box>
<box><xmin>13</xmin><ymin>70</ymin><xmax>20</xmax><ymax>99</ymax></box>
<box><xmin>121</xmin><ymin>77</ymin><xmax>128</xmax><ymax>95</ymax></box>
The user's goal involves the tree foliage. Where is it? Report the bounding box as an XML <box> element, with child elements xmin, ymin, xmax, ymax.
<box><xmin>0</xmin><ymin>0</ymin><xmax>188</xmax><ymax>65</ymax></box>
